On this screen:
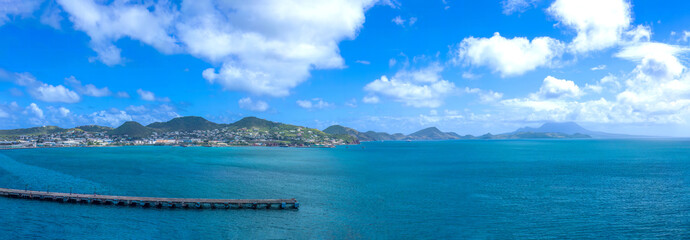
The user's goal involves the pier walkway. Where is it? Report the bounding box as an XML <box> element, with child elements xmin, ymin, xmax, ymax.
<box><xmin>0</xmin><ymin>188</ymin><xmax>299</xmax><ymax>210</ymax></box>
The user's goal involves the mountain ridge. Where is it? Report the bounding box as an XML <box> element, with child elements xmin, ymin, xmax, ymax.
<box><xmin>322</xmin><ymin>122</ymin><xmax>622</xmax><ymax>141</ymax></box>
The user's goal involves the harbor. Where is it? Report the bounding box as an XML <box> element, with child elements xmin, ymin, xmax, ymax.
<box><xmin>0</xmin><ymin>187</ymin><xmax>299</xmax><ymax>210</ymax></box>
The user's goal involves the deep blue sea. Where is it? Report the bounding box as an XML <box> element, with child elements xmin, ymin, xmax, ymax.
<box><xmin>1</xmin><ymin>140</ymin><xmax>689</xmax><ymax>239</ymax></box>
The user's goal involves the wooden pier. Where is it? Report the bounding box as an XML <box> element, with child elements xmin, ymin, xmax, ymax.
<box><xmin>0</xmin><ymin>188</ymin><xmax>299</xmax><ymax>210</ymax></box>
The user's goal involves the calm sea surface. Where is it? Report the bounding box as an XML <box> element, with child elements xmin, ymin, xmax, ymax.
<box><xmin>0</xmin><ymin>140</ymin><xmax>689</xmax><ymax>239</ymax></box>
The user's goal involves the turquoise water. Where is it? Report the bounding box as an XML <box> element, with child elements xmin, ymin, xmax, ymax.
<box><xmin>0</xmin><ymin>140</ymin><xmax>689</xmax><ymax>239</ymax></box>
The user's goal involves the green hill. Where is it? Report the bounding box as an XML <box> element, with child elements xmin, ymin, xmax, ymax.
<box><xmin>323</xmin><ymin>125</ymin><xmax>410</xmax><ymax>141</ymax></box>
<box><xmin>147</xmin><ymin>116</ymin><xmax>220</xmax><ymax>132</ymax></box>
<box><xmin>228</xmin><ymin>116</ymin><xmax>285</xmax><ymax>130</ymax></box>
<box><xmin>363</xmin><ymin>131</ymin><xmax>408</xmax><ymax>141</ymax></box>
<box><xmin>109</xmin><ymin>121</ymin><xmax>155</xmax><ymax>138</ymax></box>
<box><xmin>407</xmin><ymin>127</ymin><xmax>461</xmax><ymax>140</ymax></box>
<box><xmin>74</xmin><ymin>125</ymin><xmax>113</xmax><ymax>132</ymax></box>
<box><xmin>323</xmin><ymin>125</ymin><xmax>356</xmax><ymax>135</ymax></box>
<box><xmin>324</xmin><ymin>125</ymin><xmax>459</xmax><ymax>141</ymax></box>
<box><xmin>0</xmin><ymin>126</ymin><xmax>66</xmax><ymax>136</ymax></box>
<box><xmin>323</xmin><ymin>125</ymin><xmax>374</xmax><ymax>141</ymax></box>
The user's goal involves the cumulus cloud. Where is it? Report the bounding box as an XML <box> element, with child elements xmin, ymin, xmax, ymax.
<box><xmin>55</xmin><ymin>0</ymin><xmax>376</xmax><ymax>97</ymax></box>
<box><xmin>683</xmin><ymin>31</ymin><xmax>690</xmax><ymax>42</ymax></box>
<box><xmin>530</xmin><ymin>76</ymin><xmax>583</xmax><ymax>99</ymax></box>
<box><xmin>453</xmin><ymin>32</ymin><xmax>565</xmax><ymax>77</ymax></box>
<box><xmin>32</xmin><ymin>84</ymin><xmax>80</xmax><ymax>103</ymax></box>
<box><xmin>500</xmin><ymin>42</ymin><xmax>690</xmax><ymax>125</ymax></box>
<box><xmin>238</xmin><ymin>97</ymin><xmax>269</xmax><ymax>112</ymax></box>
<box><xmin>26</xmin><ymin>103</ymin><xmax>44</xmax><ymax>118</ymax></box>
<box><xmin>13</xmin><ymin>73</ymin><xmax>81</xmax><ymax>103</ymax></box>
<box><xmin>57</xmin><ymin>0</ymin><xmax>180</xmax><ymax>66</ymax></box>
<box><xmin>0</xmin><ymin>0</ymin><xmax>42</xmax><ymax>26</ymax></box>
<box><xmin>364</xmin><ymin>64</ymin><xmax>455</xmax><ymax>108</ymax></box>
<box><xmin>65</xmin><ymin>76</ymin><xmax>112</xmax><ymax>97</ymax></box>
<box><xmin>547</xmin><ymin>0</ymin><xmax>632</xmax><ymax>53</ymax></box>
<box><xmin>58</xmin><ymin>107</ymin><xmax>70</xmax><ymax>117</ymax></box>
<box><xmin>296</xmin><ymin>98</ymin><xmax>333</xmax><ymax>109</ymax></box>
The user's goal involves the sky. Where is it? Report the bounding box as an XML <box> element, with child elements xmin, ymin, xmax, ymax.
<box><xmin>0</xmin><ymin>0</ymin><xmax>690</xmax><ymax>136</ymax></box>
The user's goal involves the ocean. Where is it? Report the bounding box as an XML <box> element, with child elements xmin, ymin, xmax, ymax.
<box><xmin>0</xmin><ymin>140</ymin><xmax>689</xmax><ymax>239</ymax></box>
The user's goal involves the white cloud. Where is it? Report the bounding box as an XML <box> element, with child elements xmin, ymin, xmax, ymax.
<box><xmin>26</xmin><ymin>103</ymin><xmax>44</xmax><ymax>119</ymax></box>
<box><xmin>624</xmin><ymin>25</ymin><xmax>652</xmax><ymax>43</ymax></box>
<box><xmin>530</xmin><ymin>76</ymin><xmax>583</xmax><ymax>99</ymax></box>
<box><xmin>364</xmin><ymin>64</ymin><xmax>455</xmax><ymax>108</ymax></box>
<box><xmin>615</xmin><ymin>42</ymin><xmax>687</xmax><ymax>79</ymax></box>
<box><xmin>480</xmin><ymin>91</ymin><xmax>504</xmax><ymax>103</ymax></box>
<box><xmin>465</xmin><ymin>87</ymin><xmax>504</xmax><ymax>103</ymax></box>
<box><xmin>362</xmin><ymin>96</ymin><xmax>380</xmax><ymax>104</ymax></box>
<box><xmin>57</xmin><ymin>0</ymin><xmax>180</xmax><ymax>66</ymax></box>
<box><xmin>56</xmin><ymin>0</ymin><xmax>376</xmax><ymax>96</ymax></box>
<box><xmin>296</xmin><ymin>100</ymin><xmax>311</xmax><ymax>108</ymax></box>
<box><xmin>137</xmin><ymin>89</ymin><xmax>156</xmax><ymax>101</ymax></box>
<box><xmin>238</xmin><ymin>97</ymin><xmax>269</xmax><ymax>112</ymax></box>
<box><xmin>453</xmin><ymin>32</ymin><xmax>565</xmax><ymax>77</ymax></box>
<box><xmin>58</xmin><ymin>107</ymin><xmax>70</xmax><ymax>117</ymax></box>
<box><xmin>65</xmin><ymin>76</ymin><xmax>112</xmax><ymax>97</ymax></box>
<box><xmin>0</xmin><ymin>108</ymin><xmax>8</xmax><ymax>118</ymax></box>
<box><xmin>683</xmin><ymin>31</ymin><xmax>690</xmax><ymax>42</ymax></box>
<box><xmin>188</xmin><ymin>0</ymin><xmax>376</xmax><ymax>96</ymax></box>
<box><xmin>591</xmin><ymin>65</ymin><xmax>607</xmax><ymax>71</ymax></box>
<box><xmin>0</xmin><ymin>0</ymin><xmax>42</xmax><ymax>26</ymax></box>
<box><xmin>88</xmin><ymin>105</ymin><xmax>179</xmax><ymax>127</ymax></box>
<box><xmin>136</xmin><ymin>89</ymin><xmax>169</xmax><ymax>102</ymax></box>
<box><xmin>501</xmin><ymin>0</ymin><xmax>537</xmax><ymax>15</ymax></box>
<box><xmin>547</xmin><ymin>0</ymin><xmax>631</xmax><ymax>53</ymax></box>
<box><xmin>499</xmin><ymin>42</ymin><xmax>690</xmax><ymax>125</ymax></box>
<box><xmin>356</xmin><ymin>60</ymin><xmax>371</xmax><ymax>65</ymax></box>
<box><xmin>89</xmin><ymin>110</ymin><xmax>133</xmax><ymax>127</ymax></box>
<box><xmin>461</xmin><ymin>72</ymin><xmax>481</xmax><ymax>79</ymax></box>
<box><xmin>296</xmin><ymin>98</ymin><xmax>332</xmax><ymax>109</ymax></box>
<box><xmin>33</xmin><ymin>84</ymin><xmax>81</xmax><ymax>103</ymax></box>
<box><xmin>13</xmin><ymin>73</ymin><xmax>81</xmax><ymax>103</ymax></box>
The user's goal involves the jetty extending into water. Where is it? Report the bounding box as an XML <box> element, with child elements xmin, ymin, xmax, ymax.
<box><xmin>0</xmin><ymin>188</ymin><xmax>299</xmax><ymax>210</ymax></box>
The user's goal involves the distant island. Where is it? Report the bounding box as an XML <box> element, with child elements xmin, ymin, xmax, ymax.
<box><xmin>323</xmin><ymin>123</ymin><xmax>593</xmax><ymax>141</ymax></box>
<box><xmin>0</xmin><ymin>116</ymin><xmax>640</xmax><ymax>149</ymax></box>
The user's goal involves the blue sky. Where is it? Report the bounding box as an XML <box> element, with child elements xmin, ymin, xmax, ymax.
<box><xmin>1</xmin><ymin>0</ymin><xmax>690</xmax><ymax>136</ymax></box>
